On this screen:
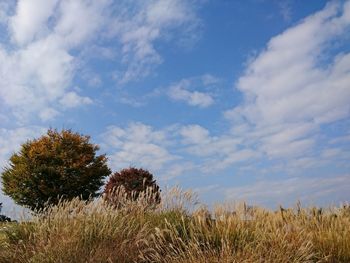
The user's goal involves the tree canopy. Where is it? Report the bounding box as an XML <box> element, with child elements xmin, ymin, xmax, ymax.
<box><xmin>1</xmin><ymin>129</ymin><xmax>111</xmax><ymax>211</ymax></box>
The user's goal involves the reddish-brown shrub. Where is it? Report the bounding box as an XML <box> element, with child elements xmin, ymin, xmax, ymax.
<box><xmin>103</xmin><ymin>167</ymin><xmax>161</xmax><ymax>208</ymax></box>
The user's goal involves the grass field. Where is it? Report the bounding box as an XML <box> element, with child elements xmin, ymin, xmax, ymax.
<box><xmin>1</xmin><ymin>188</ymin><xmax>349</xmax><ymax>263</ymax></box>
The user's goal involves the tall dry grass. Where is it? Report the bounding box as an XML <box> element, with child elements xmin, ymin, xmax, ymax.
<box><xmin>0</xmin><ymin>187</ymin><xmax>349</xmax><ymax>263</ymax></box>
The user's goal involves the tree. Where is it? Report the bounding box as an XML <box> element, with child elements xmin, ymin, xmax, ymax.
<box><xmin>103</xmin><ymin>167</ymin><xmax>161</xmax><ymax>208</ymax></box>
<box><xmin>1</xmin><ymin>129</ymin><xmax>111</xmax><ymax>211</ymax></box>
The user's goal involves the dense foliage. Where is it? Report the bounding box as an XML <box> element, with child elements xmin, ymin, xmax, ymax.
<box><xmin>103</xmin><ymin>167</ymin><xmax>161</xmax><ymax>207</ymax></box>
<box><xmin>1</xmin><ymin>129</ymin><xmax>111</xmax><ymax>211</ymax></box>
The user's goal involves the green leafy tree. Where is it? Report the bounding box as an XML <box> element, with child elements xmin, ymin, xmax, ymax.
<box><xmin>103</xmin><ymin>167</ymin><xmax>161</xmax><ymax>207</ymax></box>
<box><xmin>1</xmin><ymin>129</ymin><xmax>111</xmax><ymax>211</ymax></box>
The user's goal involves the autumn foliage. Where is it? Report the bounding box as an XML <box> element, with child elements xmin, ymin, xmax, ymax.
<box><xmin>1</xmin><ymin>129</ymin><xmax>111</xmax><ymax>211</ymax></box>
<box><xmin>103</xmin><ymin>167</ymin><xmax>161</xmax><ymax>208</ymax></box>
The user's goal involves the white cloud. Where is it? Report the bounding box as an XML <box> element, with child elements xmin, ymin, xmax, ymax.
<box><xmin>0</xmin><ymin>0</ymin><xmax>201</xmax><ymax>122</ymax></box>
<box><xmin>225</xmin><ymin>174</ymin><xmax>350</xmax><ymax>208</ymax></box>
<box><xmin>180</xmin><ymin>125</ymin><xmax>210</xmax><ymax>144</ymax></box>
<box><xmin>202</xmin><ymin>149</ymin><xmax>260</xmax><ymax>172</ymax></box>
<box><xmin>329</xmin><ymin>134</ymin><xmax>350</xmax><ymax>144</ymax></box>
<box><xmin>168</xmin><ymin>76</ymin><xmax>216</xmax><ymax>108</ymax></box>
<box><xmin>118</xmin><ymin>74</ymin><xmax>218</xmax><ymax>109</ymax></box>
<box><xmin>59</xmin><ymin>91</ymin><xmax>93</xmax><ymax>109</ymax></box>
<box><xmin>101</xmin><ymin>120</ymin><xmax>254</xmax><ymax>178</ymax></box>
<box><xmin>107</xmin><ymin>0</ymin><xmax>201</xmax><ymax>83</ymax></box>
<box><xmin>139</xmin><ymin>2</ymin><xmax>350</xmax><ymax>179</ymax></box>
<box><xmin>117</xmin><ymin>87</ymin><xmax>163</xmax><ymax>108</ymax></box>
<box><xmin>0</xmin><ymin>1</ymin><xmax>14</xmax><ymax>25</ymax></box>
<box><xmin>54</xmin><ymin>0</ymin><xmax>110</xmax><ymax>47</ymax></box>
<box><xmin>0</xmin><ymin>36</ymin><xmax>74</xmax><ymax>122</ymax></box>
<box><xmin>258</xmin><ymin>123</ymin><xmax>318</xmax><ymax>158</ymax></box>
<box><xmin>169</xmin><ymin>85</ymin><xmax>214</xmax><ymax>108</ymax></box>
<box><xmin>225</xmin><ymin>1</ymin><xmax>350</xmax><ymax>163</ymax></box>
<box><xmin>179</xmin><ymin>124</ymin><xmax>258</xmax><ymax>172</ymax></box>
<box><xmin>99</xmin><ymin>2</ymin><xmax>350</xmax><ymax>182</ymax></box>
<box><xmin>0</xmin><ymin>0</ymin><xmax>108</xmax><ymax>122</ymax></box>
<box><xmin>9</xmin><ymin>0</ymin><xmax>58</xmax><ymax>45</ymax></box>
<box><xmin>320</xmin><ymin>148</ymin><xmax>343</xmax><ymax>159</ymax></box>
<box><xmin>39</xmin><ymin>107</ymin><xmax>60</xmax><ymax>121</ymax></box>
<box><xmin>180</xmin><ymin>125</ymin><xmax>241</xmax><ymax>157</ymax></box>
<box><xmin>201</xmin><ymin>74</ymin><xmax>221</xmax><ymax>86</ymax></box>
<box><xmin>231</xmin><ymin>1</ymin><xmax>350</xmax><ymax>126</ymax></box>
<box><xmin>102</xmin><ymin>122</ymin><xmax>177</xmax><ymax>172</ymax></box>
<box><xmin>161</xmin><ymin>162</ymin><xmax>196</xmax><ymax>180</ymax></box>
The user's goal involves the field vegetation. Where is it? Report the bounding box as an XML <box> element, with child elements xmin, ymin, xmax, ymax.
<box><xmin>1</xmin><ymin>129</ymin><xmax>349</xmax><ymax>262</ymax></box>
<box><xmin>1</xmin><ymin>187</ymin><xmax>349</xmax><ymax>263</ymax></box>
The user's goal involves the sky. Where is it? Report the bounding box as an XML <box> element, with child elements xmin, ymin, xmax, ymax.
<box><xmin>1</xmin><ymin>0</ymin><xmax>350</xmax><ymax>215</ymax></box>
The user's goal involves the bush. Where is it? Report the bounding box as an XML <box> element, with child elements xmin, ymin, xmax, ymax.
<box><xmin>1</xmin><ymin>129</ymin><xmax>111</xmax><ymax>211</ymax></box>
<box><xmin>103</xmin><ymin>167</ymin><xmax>161</xmax><ymax>208</ymax></box>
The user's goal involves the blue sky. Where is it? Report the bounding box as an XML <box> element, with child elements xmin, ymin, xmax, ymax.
<box><xmin>1</xmin><ymin>0</ymin><xmax>350</xmax><ymax>214</ymax></box>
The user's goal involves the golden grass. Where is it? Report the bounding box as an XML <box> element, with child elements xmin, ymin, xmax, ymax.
<box><xmin>0</xmin><ymin>188</ymin><xmax>349</xmax><ymax>263</ymax></box>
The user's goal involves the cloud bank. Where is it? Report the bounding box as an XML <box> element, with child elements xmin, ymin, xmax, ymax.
<box><xmin>103</xmin><ymin>2</ymin><xmax>350</xmax><ymax>184</ymax></box>
<box><xmin>0</xmin><ymin>0</ymin><xmax>201</xmax><ymax>122</ymax></box>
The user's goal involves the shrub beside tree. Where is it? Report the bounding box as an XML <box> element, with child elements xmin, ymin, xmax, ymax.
<box><xmin>103</xmin><ymin>167</ymin><xmax>161</xmax><ymax>208</ymax></box>
<box><xmin>1</xmin><ymin>129</ymin><xmax>111</xmax><ymax>211</ymax></box>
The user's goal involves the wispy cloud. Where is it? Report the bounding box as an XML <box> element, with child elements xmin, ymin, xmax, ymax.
<box><xmin>117</xmin><ymin>74</ymin><xmax>219</xmax><ymax>108</ymax></box>
<box><xmin>224</xmin><ymin>1</ymin><xmax>350</xmax><ymax>167</ymax></box>
<box><xmin>101</xmin><ymin>122</ymin><xmax>178</xmax><ymax>172</ymax></box>
<box><xmin>1</xmin><ymin>1</ymin><xmax>349</xmax><ymax>210</ymax></box>
<box><xmin>277</xmin><ymin>0</ymin><xmax>292</xmax><ymax>22</ymax></box>
<box><xmin>168</xmin><ymin>75</ymin><xmax>219</xmax><ymax>108</ymax></box>
<box><xmin>225</xmin><ymin>174</ymin><xmax>350</xmax><ymax>208</ymax></box>
<box><xmin>168</xmin><ymin>83</ymin><xmax>214</xmax><ymax>108</ymax></box>
<box><xmin>0</xmin><ymin>0</ymin><xmax>108</xmax><ymax>122</ymax></box>
<box><xmin>59</xmin><ymin>91</ymin><xmax>93</xmax><ymax>109</ymax></box>
<box><xmin>108</xmin><ymin>0</ymin><xmax>202</xmax><ymax>84</ymax></box>
<box><xmin>0</xmin><ymin>0</ymin><xmax>202</xmax><ymax>122</ymax></box>
<box><xmin>178</xmin><ymin>124</ymin><xmax>258</xmax><ymax>172</ymax></box>
<box><xmin>100</xmin><ymin>2</ymin><xmax>350</xmax><ymax>184</ymax></box>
